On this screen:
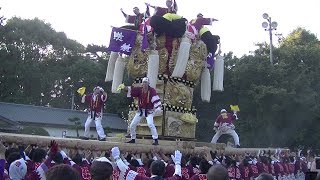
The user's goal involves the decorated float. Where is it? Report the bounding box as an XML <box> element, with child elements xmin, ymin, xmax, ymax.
<box><xmin>105</xmin><ymin>5</ymin><xmax>224</xmax><ymax>140</ymax></box>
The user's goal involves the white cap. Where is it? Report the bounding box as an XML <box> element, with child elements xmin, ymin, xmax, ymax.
<box><xmin>220</xmin><ymin>109</ymin><xmax>227</xmax><ymax>113</ymax></box>
<box><xmin>9</xmin><ymin>158</ymin><xmax>27</xmax><ymax>180</ymax></box>
<box><xmin>142</xmin><ymin>77</ymin><xmax>149</xmax><ymax>83</ymax></box>
<box><xmin>93</xmin><ymin>86</ymin><xmax>104</xmax><ymax>92</ymax></box>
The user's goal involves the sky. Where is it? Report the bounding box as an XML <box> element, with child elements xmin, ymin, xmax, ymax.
<box><xmin>1</xmin><ymin>0</ymin><xmax>319</xmax><ymax>57</ymax></box>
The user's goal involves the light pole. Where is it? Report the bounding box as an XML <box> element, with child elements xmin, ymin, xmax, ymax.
<box><xmin>262</xmin><ymin>13</ymin><xmax>278</xmax><ymax>65</ymax></box>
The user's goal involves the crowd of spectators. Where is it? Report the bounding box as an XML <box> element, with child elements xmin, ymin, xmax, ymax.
<box><xmin>0</xmin><ymin>140</ymin><xmax>319</xmax><ymax>180</ymax></box>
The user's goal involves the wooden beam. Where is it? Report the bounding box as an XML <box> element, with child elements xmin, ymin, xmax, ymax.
<box><xmin>0</xmin><ymin>133</ymin><xmax>290</xmax><ymax>155</ymax></box>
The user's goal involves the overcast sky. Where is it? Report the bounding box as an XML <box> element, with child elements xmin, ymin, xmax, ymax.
<box><xmin>2</xmin><ymin>0</ymin><xmax>319</xmax><ymax>56</ymax></box>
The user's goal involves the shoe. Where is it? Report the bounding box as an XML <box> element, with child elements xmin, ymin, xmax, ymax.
<box><xmin>236</xmin><ymin>145</ymin><xmax>241</xmax><ymax>148</ymax></box>
<box><xmin>152</xmin><ymin>139</ymin><xmax>159</xmax><ymax>145</ymax></box>
<box><xmin>81</xmin><ymin>136</ymin><xmax>89</xmax><ymax>140</ymax></box>
<box><xmin>127</xmin><ymin>139</ymin><xmax>136</xmax><ymax>143</ymax></box>
<box><xmin>99</xmin><ymin>138</ymin><xmax>106</xmax><ymax>141</ymax></box>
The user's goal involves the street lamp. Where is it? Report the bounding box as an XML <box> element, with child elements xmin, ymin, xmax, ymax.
<box><xmin>262</xmin><ymin>13</ymin><xmax>278</xmax><ymax>65</ymax></box>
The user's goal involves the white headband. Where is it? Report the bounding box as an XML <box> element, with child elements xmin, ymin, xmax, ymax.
<box><xmin>142</xmin><ymin>77</ymin><xmax>149</xmax><ymax>83</ymax></box>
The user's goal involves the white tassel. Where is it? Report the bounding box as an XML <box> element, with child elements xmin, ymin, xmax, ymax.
<box><xmin>212</xmin><ymin>55</ymin><xmax>224</xmax><ymax>91</ymax></box>
<box><xmin>201</xmin><ymin>68</ymin><xmax>211</xmax><ymax>102</ymax></box>
<box><xmin>105</xmin><ymin>52</ymin><xmax>119</xmax><ymax>82</ymax></box>
<box><xmin>171</xmin><ymin>36</ymin><xmax>191</xmax><ymax>77</ymax></box>
<box><xmin>147</xmin><ymin>50</ymin><xmax>159</xmax><ymax>88</ymax></box>
<box><xmin>111</xmin><ymin>57</ymin><xmax>126</xmax><ymax>93</ymax></box>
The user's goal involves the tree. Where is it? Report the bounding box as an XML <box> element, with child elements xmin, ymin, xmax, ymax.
<box><xmin>68</xmin><ymin>117</ymin><xmax>81</xmax><ymax>137</ymax></box>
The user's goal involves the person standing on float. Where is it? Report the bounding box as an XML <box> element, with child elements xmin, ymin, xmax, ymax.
<box><xmin>123</xmin><ymin>77</ymin><xmax>162</xmax><ymax>145</ymax></box>
<box><xmin>81</xmin><ymin>86</ymin><xmax>107</xmax><ymax>141</ymax></box>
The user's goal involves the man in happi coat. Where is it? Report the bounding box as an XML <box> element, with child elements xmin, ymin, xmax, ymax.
<box><xmin>121</xmin><ymin>6</ymin><xmax>150</xmax><ymax>30</ymax></box>
<box><xmin>124</xmin><ymin>77</ymin><xmax>162</xmax><ymax>145</ymax></box>
<box><xmin>211</xmin><ymin>109</ymin><xmax>240</xmax><ymax>147</ymax></box>
<box><xmin>190</xmin><ymin>13</ymin><xmax>219</xmax><ymax>69</ymax></box>
<box><xmin>81</xmin><ymin>86</ymin><xmax>107</xmax><ymax>141</ymax></box>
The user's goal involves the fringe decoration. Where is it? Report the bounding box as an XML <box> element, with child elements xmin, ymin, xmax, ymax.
<box><xmin>201</xmin><ymin>68</ymin><xmax>211</xmax><ymax>102</ymax></box>
<box><xmin>147</xmin><ymin>50</ymin><xmax>160</xmax><ymax>88</ymax></box>
<box><xmin>111</xmin><ymin>57</ymin><xmax>126</xmax><ymax>93</ymax></box>
<box><xmin>105</xmin><ymin>51</ymin><xmax>119</xmax><ymax>82</ymax></box>
<box><xmin>212</xmin><ymin>55</ymin><xmax>224</xmax><ymax>91</ymax></box>
<box><xmin>171</xmin><ymin>36</ymin><xmax>191</xmax><ymax>77</ymax></box>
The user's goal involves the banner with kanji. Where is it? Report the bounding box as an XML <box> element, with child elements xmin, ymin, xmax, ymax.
<box><xmin>108</xmin><ymin>27</ymin><xmax>137</xmax><ymax>55</ymax></box>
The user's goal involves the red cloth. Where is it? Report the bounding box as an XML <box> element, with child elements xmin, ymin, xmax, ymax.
<box><xmin>164</xmin><ymin>164</ymin><xmax>175</xmax><ymax>178</ymax></box>
<box><xmin>288</xmin><ymin>163</ymin><xmax>295</xmax><ymax>174</ymax></box>
<box><xmin>80</xmin><ymin>166</ymin><xmax>92</xmax><ymax>180</ymax></box>
<box><xmin>130</xmin><ymin>86</ymin><xmax>161</xmax><ymax>110</ymax></box>
<box><xmin>257</xmin><ymin>162</ymin><xmax>270</xmax><ymax>174</ymax></box>
<box><xmin>181</xmin><ymin>167</ymin><xmax>190</xmax><ymax>180</ymax></box>
<box><xmin>190</xmin><ymin>174</ymin><xmax>207</xmax><ymax>180</ymax></box>
<box><xmin>186</xmin><ymin>164</ymin><xmax>200</xmax><ymax>178</ymax></box>
<box><xmin>85</xmin><ymin>93</ymin><xmax>106</xmax><ymax>115</ymax></box>
<box><xmin>139</xmin><ymin>17</ymin><xmax>153</xmax><ymax>34</ymax></box>
<box><xmin>283</xmin><ymin>163</ymin><xmax>289</xmax><ymax>176</ymax></box>
<box><xmin>227</xmin><ymin>166</ymin><xmax>241</xmax><ymax>180</ymax></box>
<box><xmin>113</xmin><ymin>167</ymin><xmax>121</xmax><ymax>180</ymax></box>
<box><xmin>249</xmin><ymin>164</ymin><xmax>259</xmax><ymax>178</ymax></box>
<box><xmin>137</xmin><ymin>167</ymin><xmax>147</xmax><ymax>177</ymax></box>
<box><xmin>274</xmin><ymin>162</ymin><xmax>285</xmax><ymax>178</ymax></box>
<box><xmin>239</xmin><ymin>165</ymin><xmax>251</xmax><ymax>180</ymax></box>
<box><xmin>190</xmin><ymin>18</ymin><xmax>212</xmax><ymax>32</ymax></box>
<box><xmin>126</xmin><ymin>14</ymin><xmax>145</xmax><ymax>28</ymax></box>
<box><xmin>215</xmin><ymin>113</ymin><xmax>236</xmax><ymax>125</ymax></box>
<box><xmin>268</xmin><ymin>163</ymin><xmax>276</xmax><ymax>176</ymax></box>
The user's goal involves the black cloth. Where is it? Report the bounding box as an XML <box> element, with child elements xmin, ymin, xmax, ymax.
<box><xmin>200</xmin><ymin>31</ymin><xmax>220</xmax><ymax>55</ymax></box>
<box><xmin>150</xmin><ymin>15</ymin><xmax>187</xmax><ymax>38</ymax></box>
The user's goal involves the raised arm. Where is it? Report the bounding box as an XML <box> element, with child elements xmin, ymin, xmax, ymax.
<box><xmin>120</xmin><ymin>8</ymin><xmax>127</xmax><ymax>18</ymax></box>
<box><xmin>145</xmin><ymin>3</ymin><xmax>156</xmax><ymax>9</ymax></box>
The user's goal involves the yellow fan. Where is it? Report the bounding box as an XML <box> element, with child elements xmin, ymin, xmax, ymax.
<box><xmin>117</xmin><ymin>83</ymin><xmax>125</xmax><ymax>92</ymax></box>
<box><xmin>77</xmin><ymin>87</ymin><xmax>86</xmax><ymax>96</ymax></box>
<box><xmin>230</xmin><ymin>105</ymin><xmax>240</xmax><ymax>112</ymax></box>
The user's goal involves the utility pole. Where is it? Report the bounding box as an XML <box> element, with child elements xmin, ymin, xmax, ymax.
<box><xmin>262</xmin><ymin>13</ymin><xmax>278</xmax><ymax>65</ymax></box>
<box><xmin>71</xmin><ymin>91</ymin><xmax>74</xmax><ymax>110</ymax></box>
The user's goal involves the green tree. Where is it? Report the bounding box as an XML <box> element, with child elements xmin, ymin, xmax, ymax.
<box><xmin>0</xmin><ymin>17</ymin><xmax>85</xmax><ymax>107</ymax></box>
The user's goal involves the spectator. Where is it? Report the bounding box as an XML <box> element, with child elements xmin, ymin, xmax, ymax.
<box><xmin>46</xmin><ymin>164</ymin><xmax>81</xmax><ymax>180</ymax></box>
<box><xmin>150</xmin><ymin>160</ymin><xmax>166</xmax><ymax>178</ymax></box>
<box><xmin>90</xmin><ymin>157</ymin><xmax>113</xmax><ymax>180</ymax></box>
<box><xmin>207</xmin><ymin>165</ymin><xmax>229</xmax><ymax>180</ymax></box>
<box><xmin>9</xmin><ymin>158</ymin><xmax>27</xmax><ymax>180</ymax></box>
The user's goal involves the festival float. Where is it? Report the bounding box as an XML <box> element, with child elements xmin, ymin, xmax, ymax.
<box><xmin>105</xmin><ymin>9</ymin><xmax>224</xmax><ymax>141</ymax></box>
